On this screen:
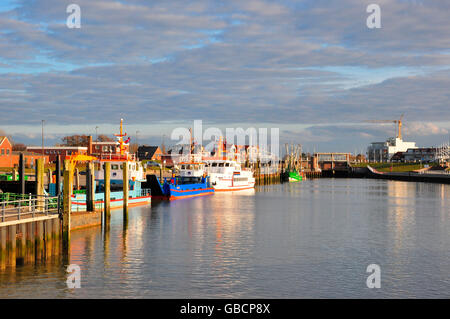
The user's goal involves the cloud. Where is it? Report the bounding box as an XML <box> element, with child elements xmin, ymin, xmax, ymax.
<box><xmin>405</xmin><ymin>122</ymin><xmax>449</xmax><ymax>136</ymax></box>
<box><xmin>0</xmin><ymin>0</ymin><xmax>449</xmax><ymax>151</ymax></box>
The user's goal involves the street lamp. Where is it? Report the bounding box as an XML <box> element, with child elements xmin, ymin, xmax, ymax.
<box><xmin>95</xmin><ymin>126</ymin><xmax>99</xmax><ymax>141</ymax></box>
<box><xmin>41</xmin><ymin>120</ymin><xmax>45</xmax><ymax>163</ymax></box>
<box><xmin>136</xmin><ymin>130</ymin><xmax>140</xmax><ymax>158</ymax></box>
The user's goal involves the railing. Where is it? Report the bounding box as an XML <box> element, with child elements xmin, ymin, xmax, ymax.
<box><xmin>1</xmin><ymin>195</ymin><xmax>61</xmax><ymax>223</ymax></box>
<box><xmin>138</xmin><ymin>188</ymin><xmax>151</xmax><ymax>197</ymax></box>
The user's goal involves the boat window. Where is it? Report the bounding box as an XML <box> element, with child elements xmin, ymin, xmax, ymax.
<box><xmin>225</xmin><ymin>163</ymin><xmax>230</xmax><ymax>167</ymax></box>
<box><xmin>181</xmin><ymin>165</ymin><xmax>186</xmax><ymax>170</ymax></box>
<box><xmin>194</xmin><ymin>165</ymin><xmax>199</xmax><ymax>170</ymax></box>
<box><xmin>112</xmin><ymin>164</ymin><xmax>119</xmax><ymax>170</ymax></box>
<box><xmin>120</xmin><ymin>164</ymin><xmax>123</xmax><ymax>169</ymax></box>
<box><xmin>219</xmin><ymin>163</ymin><xmax>224</xmax><ymax>167</ymax></box>
<box><xmin>212</xmin><ymin>163</ymin><xmax>217</xmax><ymax>167</ymax></box>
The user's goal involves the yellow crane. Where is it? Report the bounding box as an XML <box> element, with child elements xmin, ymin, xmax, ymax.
<box><xmin>365</xmin><ymin>114</ymin><xmax>404</xmax><ymax>139</ymax></box>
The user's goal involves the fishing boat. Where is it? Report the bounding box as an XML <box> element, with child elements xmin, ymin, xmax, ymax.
<box><xmin>146</xmin><ymin>162</ymin><xmax>214</xmax><ymax>200</ymax></box>
<box><xmin>282</xmin><ymin>144</ymin><xmax>304</xmax><ymax>183</ymax></box>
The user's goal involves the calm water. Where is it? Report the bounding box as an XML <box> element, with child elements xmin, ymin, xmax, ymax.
<box><xmin>1</xmin><ymin>179</ymin><xmax>449</xmax><ymax>298</ymax></box>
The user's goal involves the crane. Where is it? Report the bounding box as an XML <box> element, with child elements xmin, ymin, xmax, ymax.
<box><xmin>365</xmin><ymin>114</ymin><xmax>404</xmax><ymax>139</ymax></box>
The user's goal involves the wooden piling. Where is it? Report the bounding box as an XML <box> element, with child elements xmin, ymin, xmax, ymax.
<box><xmin>62</xmin><ymin>160</ymin><xmax>73</xmax><ymax>249</ymax></box>
<box><xmin>86</xmin><ymin>162</ymin><xmax>95</xmax><ymax>212</ymax></box>
<box><xmin>123</xmin><ymin>161</ymin><xmax>129</xmax><ymax>221</ymax></box>
<box><xmin>8</xmin><ymin>225</ymin><xmax>16</xmax><ymax>250</ymax></box>
<box><xmin>19</xmin><ymin>153</ymin><xmax>25</xmax><ymax>194</ymax></box>
<box><xmin>0</xmin><ymin>227</ymin><xmax>6</xmax><ymax>252</ymax></box>
<box><xmin>55</xmin><ymin>155</ymin><xmax>61</xmax><ymax>196</ymax></box>
<box><xmin>35</xmin><ymin>158</ymin><xmax>44</xmax><ymax>211</ymax></box>
<box><xmin>104</xmin><ymin>162</ymin><xmax>111</xmax><ymax>222</ymax></box>
<box><xmin>74</xmin><ymin>168</ymin><xmax>80</xmax><ymax>190</ymax></box>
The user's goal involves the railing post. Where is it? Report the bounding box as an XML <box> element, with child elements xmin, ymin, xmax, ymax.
<box><xmin>28</xmin><ymin>193</ymin><xmax>32</xmax><ymax>212</ymax></box>
<box><xmin>17</xmin><ymin>204</ymin><xmax>20</xmax><ymax>220</ymax></box>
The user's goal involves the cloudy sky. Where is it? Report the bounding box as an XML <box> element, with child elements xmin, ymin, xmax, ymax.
<box><xmin>0</xmin><ymin>0</ymin><xmax>449</xmax><ymax>152</ymax></box>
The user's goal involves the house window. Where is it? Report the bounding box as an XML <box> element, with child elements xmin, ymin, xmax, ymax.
<box><xmin>1</xmin><ymin>149</ymin><xmax>4</xmax><ymax>155</ymax></box>
<box><xmin>6</xmin><ymin>149</ymin><xmax>10</xmax><ymax>155</ymax></box>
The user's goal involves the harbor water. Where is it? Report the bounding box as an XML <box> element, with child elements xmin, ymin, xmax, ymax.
<box><xmin>0</xmin><ymin>178</ymin><xmax>449</xmax><ymax>298</ymax></box>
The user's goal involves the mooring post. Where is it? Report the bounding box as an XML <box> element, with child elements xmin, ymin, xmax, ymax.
<box><xmin>19</xmin><ymin>153</ymin><xmax>25</xmax><ymax>194</ymax></box>
<box><xmin>123</xmin><ymin>162</ymin><xmax>129</xmax><ymax>221</ymax></box>
<box><xmin>35</xmin><ymin>158</ymin><xmax>44</xmax><ymax>212</ymax></box>
<box><xmin>47</xmin><ymin>168</ymin><xmax>52</xmax><ymax>188</ymax></box>
<box><xmin>62</xmin><ymin>160</ymin><xmax>73</xmax><ymax>250</ymax></box>
<box><xmin>74</xmin><ymin>168</ymin><xmax>80</xmax><ymax>190</ymax></box>
<box><xmin>55</xmin><ymin>155</ymin><xmax>61</xmax><ymax>197</ymax></box>
<box><xmin>104</xmin><ymin>162</ymin><xmax>111</xmax><ymax>223</ymax></box>
<box><xmin>86</xmin><ymin>162</ymin><xmax>95</xmax><ymax>212</ymax></box>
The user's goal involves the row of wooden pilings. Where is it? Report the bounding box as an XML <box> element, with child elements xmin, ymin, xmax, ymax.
<box><xmin>252</xmin><ymin>161</ymin><xmax>282</xmax><ymax>186</ymax></box>
<box><xmin>61</xmin><ymin>160</ymin><xmax>130</xmax><ymax>248</ymax></box>
<box><xmin>1</xmin><ymin>156</ymin><xmax>132</xmax><ymax>268</ymax></box>
<box><xmin>250</xmin><ymin>160</ymin><xmax>323</xmax><ymax>185</ymax></box>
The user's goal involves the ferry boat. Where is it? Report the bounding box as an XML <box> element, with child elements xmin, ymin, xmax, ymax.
<box><xmin>50</xmin><ymin>119</ymin><xmax>151</xmax><ymax>211</ymax></box>
<box><xmin>147</xmin><ymin>162</ymin><xmax>214</xmax><ymax>200</ymax></box>
<box><xmin>204</xmin><ymin>159</ymin><xmax>255</xmax><ymax>191</ymax></box>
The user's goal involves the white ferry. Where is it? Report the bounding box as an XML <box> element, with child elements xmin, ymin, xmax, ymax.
<box><xmin>204</xmin><ymin>159</ymin><xmax>255</xmax><ymax>192</ymax></box>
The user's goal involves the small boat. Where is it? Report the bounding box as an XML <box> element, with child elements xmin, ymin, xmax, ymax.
<box><xmin>204</xmin><ymin>159</ymin><xmax>255</xmax><ymax>191</ymax></box>
<box><xmin>147</xmin><ymin>162</ymin><xmax>214</xmax><ymax>200</ymax></box>
<box><xmin>287</xmin><ymin>170</ymin><xmax>302</xmax><ymax>182</ymax></box>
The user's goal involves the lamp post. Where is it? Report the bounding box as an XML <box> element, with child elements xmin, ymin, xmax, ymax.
<box><xmin>95</xmin><ymin>126</ymin><xmax>99</xmax><ymax>142</ymax></box>
<box><xmin>41</xmin><ymin>120</ymin><xmax>45</xmax><ymax>163</ymax></box>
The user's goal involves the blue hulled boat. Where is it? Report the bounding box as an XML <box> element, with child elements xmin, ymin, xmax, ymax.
<box><xmin>146</xmin><ymin>162</ymin><xmax>214</xmax><ymax>200</ymax></box>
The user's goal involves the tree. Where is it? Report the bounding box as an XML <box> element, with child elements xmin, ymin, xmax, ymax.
<box><xmin>12</xmin><ymin>143</ymin><xmax>26</xmax><ymax>151</ymax></box>
<box><xmin>61</xmin><ymin>135</ymin><xmax>90</xmax><ymax>146</ymax></box>
<box><xmin>97</xmin><ymin>134</ymin><xmax>114</xmax><ymax>142</ymax></box>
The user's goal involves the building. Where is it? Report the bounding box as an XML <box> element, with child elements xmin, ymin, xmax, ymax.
<box><xmin>403</xmin><ymin>148</ymin><xmax>438</xmax><ymax>163</ymax></box>
<box><xmin>137</xmin><ymin>146</ymin><xmax>162</xmax><ymax>161</ymax></box>
<box><xmin>27</xmin><ymin>146</ymin><xmax>87</xmax><ymax>162</ymax></box>
<box><xmin>367</xmin><ymin>137</ymin><xmax>417</xmax><ymax>162</ymax></box>
<box><xmin>1</xmin><ymin>136</ymin><xmax>48</xmax><ymax>167</ymax></box>
<box><xmin>0</xmin><ymin>136</ymin><xmax>12</xmax><ymax>167</ymax></box>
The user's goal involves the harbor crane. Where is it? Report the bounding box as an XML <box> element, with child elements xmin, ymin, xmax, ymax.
<box><xmin>365</xmin><ymin>114</ymin><xmax>404</xmax><ymax>139</ymax></box>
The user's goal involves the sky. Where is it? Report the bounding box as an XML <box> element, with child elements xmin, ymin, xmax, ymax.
<box><xmin>0</xmin><ymin>0</ymin><xmax>449</xmax><ymax>152</ymax></box>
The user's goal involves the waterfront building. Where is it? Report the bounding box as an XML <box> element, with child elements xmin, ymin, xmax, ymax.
<box><xmin>27</xmin><ymin>145</ymin><xmax>87</xmax><ymax>162</ymax></box>
<box><xmin>403</xmin><ymin>148</ymin><xmax>438</xmax><ymax>163</ymax></box>
<box><xmin>367</xmin><ymin>137</ymin><xmax>417</xmax><ymax>162</ymax></box>
<box><xmin>1</xmin><ymin>136</ymin><xmax>48</xmax><ymax>167</ymax></box>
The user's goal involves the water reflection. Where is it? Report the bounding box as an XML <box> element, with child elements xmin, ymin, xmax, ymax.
<box><xmin>0</xmin><ymin>179</ymin><xmax>449</xmax><ymax>298</ymax></box>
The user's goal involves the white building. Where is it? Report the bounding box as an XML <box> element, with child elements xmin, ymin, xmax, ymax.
<box><xmin>367</xmin><ymin>137</ymin><xmax>417</xmax><ymax>162</ymax></box>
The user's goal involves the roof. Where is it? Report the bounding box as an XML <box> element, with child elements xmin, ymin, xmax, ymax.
<box><xmin>0</xmin><ymin>136</ymin><xmax>8</xmax><ymax>146</ymax></box>
<box><xmin>138</xmin><ymin>146</ymin><xmax>160</xmax><ymax>158</ymax></box>
<box><xmin>27</xmin><ymin>146</ymin><xmax>88</xmax><ymax>150</ymax></box>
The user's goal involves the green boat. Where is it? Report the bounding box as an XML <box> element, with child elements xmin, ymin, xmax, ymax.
<box><xmin>288</xmin><ymin>170</ymin><xmax>302</xmax><ymax>182</ymax></box>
